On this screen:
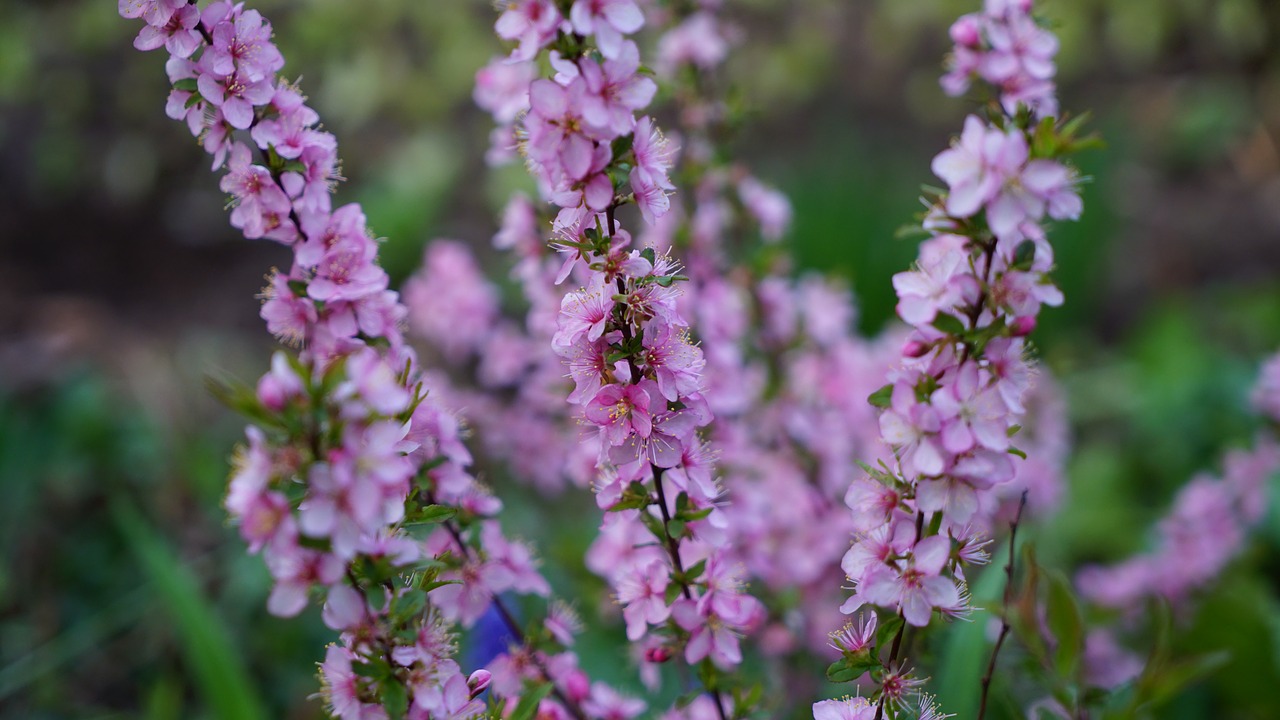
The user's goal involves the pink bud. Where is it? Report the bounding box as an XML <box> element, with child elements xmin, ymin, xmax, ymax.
<box><xmin>257</xmin><ymin>374</ymin><xmax>288</xmax><ymax>411</ymax></box>
<box><xmin>645</xmin><ymin>646</ymin><xmax>673</xmax><ymax>663</ymax></box>
<box><xmin>564</xmin><ymin>668</ymin><xmax>590</xmax><ymax>702</ymax></box>
<box><xmin>1011</xmin><ymin>315</ymin><xmax>1036</xmax><ymax>336</ymax></box>
<box><xmin>902</xmin><ymin>340</ymin><xmax>930</xmax><ymax>358</ymax></box>
<box><xmin>467</xmin><ymin>669</ymin><xmax>492</xmax><ymax>698</ymax></box>
<box><xmin>950</xmin><ymin>16</ymin><xmax>981</xmax><ymax>47</ymax></box>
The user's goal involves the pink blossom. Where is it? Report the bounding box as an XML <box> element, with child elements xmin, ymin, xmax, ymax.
<box><xmin>583</xmin><ymin>683</ymin><xmax>646</xmax><ymax>720</ymax></box>
<box><xmin>878</xmin><ymin>381</ymin><xmax>945</xmax><ymax>477</ymax></box>
<box><xmin>673</xmin><ymin>599</ymin><xmax>743</xmax><ymax>669</ymax></box>
<box><xmin>203</xmin><ymin>6</ymin><xmax>284</xmax><ymax>82</ymax></box>
<box><xmin>931</xmin><ymin>115</ymin><xmax>1026</xmax><ymax>220</ymax></box>
<box><xmin>495</xmin><ymin>0</ymin><xmax>561</xmax><ymax>62</ymax></box>
<box><xmin>585</xmin><ymin>382</ymin><xmax>656</xmax><ymax>446</ymax></box>
<box><xmin>133</xmin><ymin>3</ymin><xmax>201</xmax><ymax>57</ymax></box>
<box><xmin>473</xmin><ymin>57</ymin><xmax>537</xmax><ymax>124</ymax></box>
<box><xmin>812</xmin><ymin>697</ymin><xmax>876</xmax><ymax>720</ymax></box>
<box><xmin>569</xmin><ymin>0</ymin><xmax>645</xmax><ymax>59</ymax></box>
<box><xmin>737</xmin><ymin>177</ymin><xmax>792</xmax><ymax>242</ymax></box>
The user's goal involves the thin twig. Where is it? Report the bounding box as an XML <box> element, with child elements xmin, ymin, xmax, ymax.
<box><xmin>438</xmin><ymin>512</ymin><xmax>588</xmax><ymax>720</ymax></box>
<box><xmin>978</xmin><ymin>490</ymin><xmax>1029</xmax><ymax>720</ymax></box>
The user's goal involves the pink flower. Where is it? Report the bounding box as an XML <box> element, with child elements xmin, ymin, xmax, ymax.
<box><xmin>878</xmin><ymin>381</ymin><xmax>945</xmax><ymax>477</ymax></box>
<box><xmin>585</xmin><ymin>381</ymin><xmax>656</xmax><ymax>446</ymax></box>
<box><xmin>737</xmin><ymin>177</ymin><xmax>791</xmax><ymax>242</ymax></box>
<box><xmin>656</xmin><ymin>13</ymin><xmax>729</xmax><ymax>74</ymax></box>
<box><xmin>133</xmin><ymin>3</ymin><xmax>201</xmax><ymax>57</ymax></box>
<box><xmin>495</xmin><ymin>0</ymin><xmax>561</xmax><ymax>62</ymax></box>
<box><xmin>578</xmin><ymin>42</ymin><xmax>657</xmax><ymax>138</ymax></box>
<box><xmin>527</xmin><ymin>78</ymin><xmax>599</xmax><ymax>182</ymax></box>
<box><xmin>616</xmin><ymin>558</ymin><xmax>671</xmax><ymax>640</ymax></box>
<box><xmin>307</xmin><ymin>235</ymin><xmax>388</xmax><ymax>303</ymax></box>
<box><xmin>473</xmin><ymin>57</ymin><xmax>536</xmax><ymax>125</ymax></box>
<box><xmin>931</xmin><ymin>115</ymin><xmax>1026</xmax><ymax>221</ymax></box>
<box><xmin>583</xmin><ymin>683</ymin><xmax>647</xmax><ymax>720</ymax></box>
<box><xmin>204</xmin><ymin>6</ymin><xmax>284</xmax><ymax>83</ymax></box>
<box><xmin>861</xmin><ymin>535</ymin><xmax>960</xmax><ymax>627</ymax></box>
<box><xmin>569</xmin><ymin>0</ymin><xmax>645</xmax><ymax>59</ymax></box>
<box><xmin>196</xmin><ymin>69</ymin><xmax>275</xmax><ymax>130</ymax></box>
<box><xmin>673</xmin><ymin>599</ymin><xmax>743</xmax><ymax>669</ymax></box>
<box><xmin>264</xmin><ymin>543</ymin><xmax>344</xmax><ymax>617</ymax></box>
<box><xmin>812</xmin><ymin>697</ymin><xmax>876</xmax><ymax>720</ymax></box>
<box><xmin>892</xmin><ymin>233</ymin><xmax>971</xmax><ymax>326</ymax></box>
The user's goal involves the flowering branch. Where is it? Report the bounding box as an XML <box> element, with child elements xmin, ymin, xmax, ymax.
<box><xmin>118</xmin><ymin>1</ymin><xmax>647</xmax><ymax>717</ymax></box>
<box><xmin>823</xmin><ymin>1</ymin><xmax>1093</xmax><ymax>717</ymax></box>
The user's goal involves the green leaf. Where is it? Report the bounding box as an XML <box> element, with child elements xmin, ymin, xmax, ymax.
<box><xmin>1045</xmin><ymin>571</ymin><xmax>1083</xmax><ymax>681</ymax></box>
<box><xmin>382</xmin><ymin>678</ymin><xmax>409</xmax><ymax>720</ymax></box>
<box><xmin>1008</xmin><ymin>446</ymin><xmax>1028</xmax><ymax>460</ymax></box>
<box><xmin>111</xmin><ymin>502</ymin><xmax>267</xmax><ymax>720</ymax></box>
<box><xmin>666</xmin><ymin>518</ymin><xmax>687</xmax><ymax>539</ymax></box>
<box><xmin>405</xmin><ymin>505</ymin><xmax>456</xmax><ymax>527</ymax></box>
<box><xmin>612</xmin><ymin>133</ymin><xmax>635</xmax><ymax>160</ymax></box>
<box><xmin>419</xmin><ymin>579</ymin><xmax>463</xmax><ymax>593</ymax></box>
<box><xmin>867</xmin><ymin>383</ymin><xmax>893</xmax><ymax>409</ymax></box>
<box><xmin>826</xmin><ymin>658</ymin><xmax>860</xmax><ymax>684</ymax></box>
<box><xmin>392</xmin><ymin>588</ymin><xmax>428</xmax><ymax>619</ymax></box>
<box><xmin>932</xmin><ymin>313</ymin><xmax>967</xmax><ymax>336</ymax></box>
<box><xmin>665</xmin><ymin>582</ymin><xmax>683</xmax><ymax>605</ymax></box>
<box><xmin>683</xmin><ymin>559</ymin><xmax>707</xmax><ymax>583</ymax></box>
<box><xmin>508</xmin><ymin>683</ymin><xmax>555</xmax><ymax>720</ymax></box>
<box><xmin>640</xmin><ymin>511</ymin><xmax>666</xmax><ymax>540</ymax></box>
<box><xmin>876</xmin><ymin>614</ymin><xmax>904</xmax><ymax>651</ymax></box>
<box><xmin>173</xmin><ymin>77</ymin><xmax>199</xmax><ymax>93</ymax></box>
<box><xmin>827</xmin><ymin>649</ymin><xmax>881</xmax><ymax>684</ymax></box>
<box><xmin>1013</xmin><ymin>240</ymin><xmax>1037</xmax><ymax>270</ymax></box>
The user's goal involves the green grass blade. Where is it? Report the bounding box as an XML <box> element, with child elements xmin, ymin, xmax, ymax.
<box><xmin>112</xmin><ymin>501</ymin><xmax>267</xmax><ymax>720</ymax></box>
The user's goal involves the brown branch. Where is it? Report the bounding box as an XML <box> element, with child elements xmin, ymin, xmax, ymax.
<box><xmin>978</xmin><ymin>490</ymin><xmax>1029</xmax><ymax>720</ymax></box>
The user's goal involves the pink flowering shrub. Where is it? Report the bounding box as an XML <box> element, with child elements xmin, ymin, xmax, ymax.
<box><xmin>116</xmin><ymin>1</ymin><xmax>1280</xmax><ymax>719</ymax></box>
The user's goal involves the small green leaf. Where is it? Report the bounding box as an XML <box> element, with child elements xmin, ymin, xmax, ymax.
<box><xmin>665</xmin><ymin>582</ymin><xmax>683</xmax><ymax>605</ymax></box>
<box><xmin>932</xmin><ymin>313</ymin><xmax>967</xmax><ymax>336</ymax></box>
<box><xmin>392</xmin><ymin>589</ymin><xmax>427</xmax><ymax>619</ymax></box>
<box><xmin>1008</xmin><ymin>446</ymin><xmax>1028</xmax><ymax>459</ymax></box>
<box><xmin>1045</xmin><ymin>571</ymin><xmax>1083</xmax><ymax>681</ymax></box>
<box><xmin>666</xmin><ymin>518</ymin><xmax>687</xmax><ymax>539</ymax></box>
<box><xmin>509</xmin><ymin>683</ymin><xmax>555</xmax><ymax>720</ymax></box>
<box><xmin>877</xmin><ymin>614</ymin><xmax>904</xmax><ymax>651</ymax></box>
<box><xmin>612</xmin><ymin>133</ymin><xmax>635</xmax><ymax>159</ymax></box>
<box><xmin>867</xmin><ymin>384</ymin><xmax>893</xmax><ymax>409</ymax></box>
<box><xmin>382</xmin><ymin>679</ymin><xmax>408</xmax><ymax>720</ymax></box>
<box><xmin>173</xmin><ymin>77</ymin><xmax>199</xmax><ymax>93</ymax></box>
<box><xmin>826</xmin><ymin>658</ymin><xmax>860</xmax><ymax>684</ymax></box>
<box><xmin>1013</xmin><ymin>240</ymin><xmax>1037</xmax><ymax>270</ymax></box>
<box><xmin>404</xmin><ymin>505</ymin><xmax>456</xmax><ymax>527</ymax></box>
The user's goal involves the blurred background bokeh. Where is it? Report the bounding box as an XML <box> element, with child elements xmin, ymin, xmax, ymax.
<box><xmin>3</xmin><ymin>0</ymin><xmax>1280</xmax><ymax>718</ymax></box>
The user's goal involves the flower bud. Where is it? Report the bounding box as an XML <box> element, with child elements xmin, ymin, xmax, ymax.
<box><xmin>564</xmin><ymin>668</ymin><xmax>590</xmax><ymax>702</ymax></box>
<box><xmin>257</xmin><ymin>374</ymin><xmax>288</xmax><ymax>411</ymax></box>
<box><xmin>950</xmin><ymin>16</ymin><xmax>981</xmax><ymax>47</ymax></box>
<box><xmin>1011</xmin><ymin>315</ymin><xmax>1036</xmax><ymax>336</ymax></box>
<box><xmin>466</xmin><ymin>669</ymin><xmax>492</xmax><ymax>698</ymax></box>
<box><xmin>902</xmin><ymin>340</ymin><xmax>930</xmax><ymax>358</ymax></box>
<box><xmin>644</xmin><ymin>646</ymin><xmax>673</xmax><ymax>663</ymax></box>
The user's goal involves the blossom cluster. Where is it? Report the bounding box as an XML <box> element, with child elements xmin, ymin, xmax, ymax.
<box><xmin>409</xmin><ymin>0</ymin><xmax>1073</xmax><ymax>685</ymax></box>
<box><xmin>942</xmin><ymin>0</ymin><xmax>1061</xmax><ymax>119</ymax></box>
<box><xmin>828</xmin><ymin>0</ymin><xmax>1086</xmax><ymax>713</ymax></box>
<box><xmin>1066</xmin><ymin>352</ymin><xmax>1280</xmax><ymax>691</ymax></box>
<box><xmin>120</xmin><ymin>2</ymin><xmax>650</xmax><ymax>718</ymax></box>
<box><xmin>479</xmin><ymin>0</ymin><xmax>771</xmax><ymax>711</ymax></box>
